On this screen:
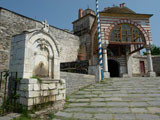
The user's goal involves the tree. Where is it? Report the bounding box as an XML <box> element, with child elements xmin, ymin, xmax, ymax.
<box><xmin>143</xmin><ymin>45</ymin><xmax>160</xmax><ymax>55</ymax></box>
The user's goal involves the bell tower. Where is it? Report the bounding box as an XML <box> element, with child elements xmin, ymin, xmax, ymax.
<box><xmin>73</xmin><ymin>8</ymin><xmax>96</xmax><ymax>60</ymax></box>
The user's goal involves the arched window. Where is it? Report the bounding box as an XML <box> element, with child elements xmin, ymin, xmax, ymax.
<box><xmin>110</xmin><ymin>24</ymin><xmax>145</xmax><ymax>43</ymax></box>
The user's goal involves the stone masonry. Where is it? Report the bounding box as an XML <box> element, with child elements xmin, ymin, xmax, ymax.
<box><xmin>60</xmin><ymin>72</ymin><xmax>95</xmax><ymax>95</ymax></box>
<box><xmin>0</xmin><ymin>7</ymin><xmax>80</xmax><ymax>71</ymax></box>
<box><xmin>9</xmin><ymin>22</ymin><xmax>67</xmax><ymax>109</ymax></box>
<box><xmin>17</xmin><ymin>78</ymin><xmax>65</xmax><ymax>110</ymax></box>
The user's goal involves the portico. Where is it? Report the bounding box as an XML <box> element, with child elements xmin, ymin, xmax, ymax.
<box><xmin>90</xmin><ymin>5</ymin><xmax>156</xmax><ymax>78</ymax></box>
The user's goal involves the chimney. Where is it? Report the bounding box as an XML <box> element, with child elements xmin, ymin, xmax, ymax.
<box><xmin>120</xmin><ymin>3</ymin><xmax>125</xmax><ymax>8</ymax></box>
<box><xmin>79</xmin><ymin>9</ymin><xmax>83</xmax><ymax>19</ymax></box>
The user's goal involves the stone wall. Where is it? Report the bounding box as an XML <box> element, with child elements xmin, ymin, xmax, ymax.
<box><xmin>17</xmin><ymin>78</ymin><xmax>65</xmax><ymax>110</ymax></box>
<box><xmin>132</xmin><ymin>56</ymin><xmax>148</xmax><ymax>76</ymax></box>
<box><xmin>60</xmin><ymin>72</ymin><xmax>95</xmax><ymax>95</ymax></box>
<box><xmin>0</xmin><ymin>7</ymin><xmax>80</xmax><ymax>71</ymax></box>
<box><xmin>132</xmin><ymin>55</ymin><xmax>160</xmax><ymax>76</ymax></box>
<box><xmin>152</xmin><ymin>56</ymin><xmax>160</xmax><ymax>76</ymax></box>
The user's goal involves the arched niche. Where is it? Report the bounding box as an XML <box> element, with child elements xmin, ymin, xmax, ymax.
<box><xmin>32</xmin><ymin>38</ymin><xmax>52</xmax><ymax>78</ymax></box>
<box><xmin>25</xmin><ymin>31</ymin><xmax>60</xmax><ymax>79</ymax></box>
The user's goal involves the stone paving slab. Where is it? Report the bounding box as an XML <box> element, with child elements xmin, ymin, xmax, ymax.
<box><xmin>0</xmin><ymin>113</ymin><xmax>20</xmax><ymax>120</ymax></box>
<box><xmin>54</xmin><ymin>77</ymin><xmax>160</xmax><ymax>120</ymax></box>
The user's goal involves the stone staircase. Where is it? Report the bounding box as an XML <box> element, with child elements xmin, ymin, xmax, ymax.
<box><xmin>54</xmin><ymin>77</ymin><xmax>160</xmax><ymax>120</ymax></box>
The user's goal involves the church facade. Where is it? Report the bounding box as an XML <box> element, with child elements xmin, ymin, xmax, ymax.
<box><xmin>73</xmin><ymin>4</ymin><xmax>156</xmax><ymax>78</ymax></box>
<box><xmin>0</xmin><ymin>4</ymin><xmax>159</xmax><ymax>78</ymax></box>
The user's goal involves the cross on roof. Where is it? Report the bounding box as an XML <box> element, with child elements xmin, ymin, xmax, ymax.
<box><xmin>42</xmin><ymin>20</ymin><xmax>49</xmax><ymax>28</ymax></box>
<box><xmin>42</xmin><ymin>20</ymin><xmax>49</xmax><ymax>32</ymax></box>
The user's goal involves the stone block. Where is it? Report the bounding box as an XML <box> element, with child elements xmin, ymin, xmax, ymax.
<box><xmin>19</xmin><ymin>84</ymin><xmax>33</xmax><ymax>91</ymax></box>
<box><xmin>33</xmin><ymin>97</ymin><xmax>41</xmax><ymax>104</ymax></box>
<box><xmin>57</xmin><ymin>83</ymin><xmax>65</xmax><ymax>89</ymax></box>
<box><xmin>23</xmin><ymin>73</ymin><xmax>32</xmax><ymax>78</ymax></box>
<box><xmin>95</xmin><ymin>114</ymin><xmax>113</xmax><ymax>120</ymax></box>
<box><xmin>147</xmin><ymin>72</ymin><xmax>156</xmax><ymax>77</ymax></box>
<box><xmin>33</xmin><ymin>84</ymin><xmax>40</xmax><ymax>91</ymax></box>
<box><xmin>19</xmin><ymin>97</ymin><xmax>27</xmax><ymax>105</ymax></box>
<box><xmin>41</xmin><ymin>84</ymin><xmax>48</xmax><ymax>90</ymax></box>
<box><xmin>43</xmin><ymin>96</ymin><xmax>49</xmax><ymax>103</ymax></box>
<box><xmin>58</xmin><ymin>89</ymin><xmax>65</xmax><ymax>94</ymax></box>
<box><xmin>74</xmin><ymin>113</ymin><xmax>92</xmax><ymax>119</ymax></box>
<box><xmin>50</xmin><ymin>89</ymin><xmax>58</xmax><ymax>95</ymax></box>
<box><xmin>56</xmin><ymin>94</ymin><xmax>65</xmax><ymax>101</ymax></box>
<box><xmin>103</xmin><ymin>71</ymin><xmax>110</xmax><ymax>78</ymax></box>
<box><xmin>55</xmin><ymin>111</ymin><xmax>73</xmax><ymax>118</ymax></box>
<box><xmin>42</xmin><ymin>91</ymin><xmax>49</xmax><ymax>96</ymax></box>
<box><xmin>28</xmin><ymin>98</ymin><xmax>34</xmax><ymax>106</ymax></box>
<box><xmin>20</xmin><ymin>79</ymin><xmax>38</xmax><ymax>84</ymax></box>
<box><xmin>26</xmin><ymin>91</ymin><xmax>40</xmax><ymax>98</ymax></box>
<box><xmin>49</xmin><ymin>96</ymin><xmax>55</xmax><ymax>101</ymax></box>
<box><xmin>48</xmin><ymin>83</ymin><xmax>56</xmax><ymax>90</ymax></box>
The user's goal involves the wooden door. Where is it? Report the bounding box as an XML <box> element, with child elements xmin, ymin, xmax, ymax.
<box><xmin>140</xmin><ymin>61</ymin><xmax>145</xmax><ymax>74</ymax></box>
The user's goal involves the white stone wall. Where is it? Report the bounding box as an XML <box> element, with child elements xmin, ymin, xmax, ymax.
<box><xmin>132</xmin><ymin>56</ymin><xmax>148</xmax><ymax>76</ymax></box>
<box><xmin>10</xmin><ymin>30</ymin><xmax>62</xmax><ymax>79</ymax></box>
<box><xmin>17</xmin><ymin>78</ymin><xmax>65</xmax><ymax>109</ymax></box>
<box><xmin>9</xmin><ymin>34</ymin><xmax>26</xmax><ymax>78</ymax></box>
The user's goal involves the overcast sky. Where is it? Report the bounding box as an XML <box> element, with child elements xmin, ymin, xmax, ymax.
<box><xmin>0</xmin><ymin>0</ymin><xmax>159</xmax><ymax>45</ymax></box>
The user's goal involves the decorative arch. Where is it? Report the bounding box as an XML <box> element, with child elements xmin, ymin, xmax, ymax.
<box><xmin>26</xmin><ymin>30</ymin><xmax>60</xmax><ymax>79</ymax></box>
<box><xmin>28</xmin><ymin>30</ymin><xmax>60</xmax><ymax>58</ymax></box>
<box><xmin>104</xmin><ymin>19</ymin><xmax>150</xmax><ymax>43</ymax></box>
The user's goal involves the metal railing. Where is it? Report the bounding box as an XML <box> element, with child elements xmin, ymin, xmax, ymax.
<box><xmin>0</xmin><ymin>71</ymin><xmax>18</xmax><ymax>115</ymax></box>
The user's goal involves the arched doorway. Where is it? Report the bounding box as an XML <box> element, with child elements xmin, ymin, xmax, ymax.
<box><xmin>108</xmin><ymin>59</ymin><xmax>120</xmax><ymax>77</ymax></box>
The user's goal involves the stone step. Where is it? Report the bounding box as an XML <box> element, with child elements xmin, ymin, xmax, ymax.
<box><xmin>54</xmin><ymin>77</ymin><xmax>160</xmax><ymax>120</ymax></box>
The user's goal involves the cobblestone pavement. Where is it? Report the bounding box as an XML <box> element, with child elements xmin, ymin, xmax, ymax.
<box><xmin>54</xmin><ymin>77</ymin><xmax>160</xmax><ymax>120</ymax></box>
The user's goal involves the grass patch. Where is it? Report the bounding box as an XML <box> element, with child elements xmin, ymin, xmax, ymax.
<box><xmin>66</xmin><ymin>96</ymin><xmax>69</xmax><ymax>101</ymax></box>
<box><xmin>13</xmin><ymin>114</ymin><xmax>31</xmax><ymax>120</ymax></box>
<box><xmin>78</xmin><ymin>84</ymin><xmax>93</xmax><ymax>91</ymax></box>
<box><xmin>48</xmin><ymin>112</ymin><xmax>55</xmax><ymax>120</ymax></box>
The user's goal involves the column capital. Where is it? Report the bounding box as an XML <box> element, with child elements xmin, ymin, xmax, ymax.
<box><xmin>145</xmin><ymin>45</ymin><xmax>152</xmax><ymax>50</ymax></box>
<box><xmin>147</xmin><ymin>49</ymin><xmax>151</xmax><ymax>54</ymax></box>
<box><xmin>102</xmin><ymin>40</ymin><xmax>109</xmax><ymax>48</ymax></box>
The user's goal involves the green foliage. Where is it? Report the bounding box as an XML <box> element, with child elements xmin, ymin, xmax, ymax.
<box><xmin>48</xmin><ymin>112</ymin><xmax>55</xmax><ymax>120</ymax></box>
<box><xmin>143</xmin><ymin>45</ymin><xmax>160</xmax><ymax>55</ymax></box>
<box><xmin>13</xmin><ymin>104</ymin><xmax>32</xmax><ymax>120</ymax></box>
<box><xmin>13</xmin><ymin>115</ymin><xmax>30</xmax><ymax>120</ymax></box>
<box><xmin>16</xmin><ymin>78</ymin><xmax>22</xmax><ymax>83</ymax></box>
<box><xmin>31</xmin><ymin>76</ymin><xmax>42</xmax><ymax>84</ymax></box>
<box><xmin>3</xmin><ymin>70</ymin><xmax>9</xmax><ymax>79</ymax></box>
<box><xmin>66</xmin><ymin>96</ymin><xmax>69</xmax><ymax>101</ymax></box>
<box><xmin>0</xmin><ymin>98</ymin><xmax>27</xmax><ymax>115</ymax></box>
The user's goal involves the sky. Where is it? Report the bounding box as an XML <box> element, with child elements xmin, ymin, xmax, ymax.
<box><xmin>0</xmin><ymin>0</ymin><xmax>160</xmax><ymax>45</ymax></box>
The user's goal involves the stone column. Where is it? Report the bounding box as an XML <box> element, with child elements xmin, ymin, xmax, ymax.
<box><xmin>146</xmin><ymin>47</ymin><xmax>156</xmax><ymax>77</ymax></box>
<box><xmin>103</xmin><ymin>47</ymin><xmax>110</xmax><ymax>78</ymax></box>
<box><xmin>126</xmin><ymin>46</ymin><xmax>132</xmax><ymax>77</ymax></box>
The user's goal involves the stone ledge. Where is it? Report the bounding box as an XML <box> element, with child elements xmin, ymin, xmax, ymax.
<box><xmin>147</xmin><ymin>72</ymin><xmax>156</xmax><ymax>77</ymax></box>
<box><xmin>20</xmin><ymin>78</ymin><xmax>38</xmax><ymax>84</ymax></box>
